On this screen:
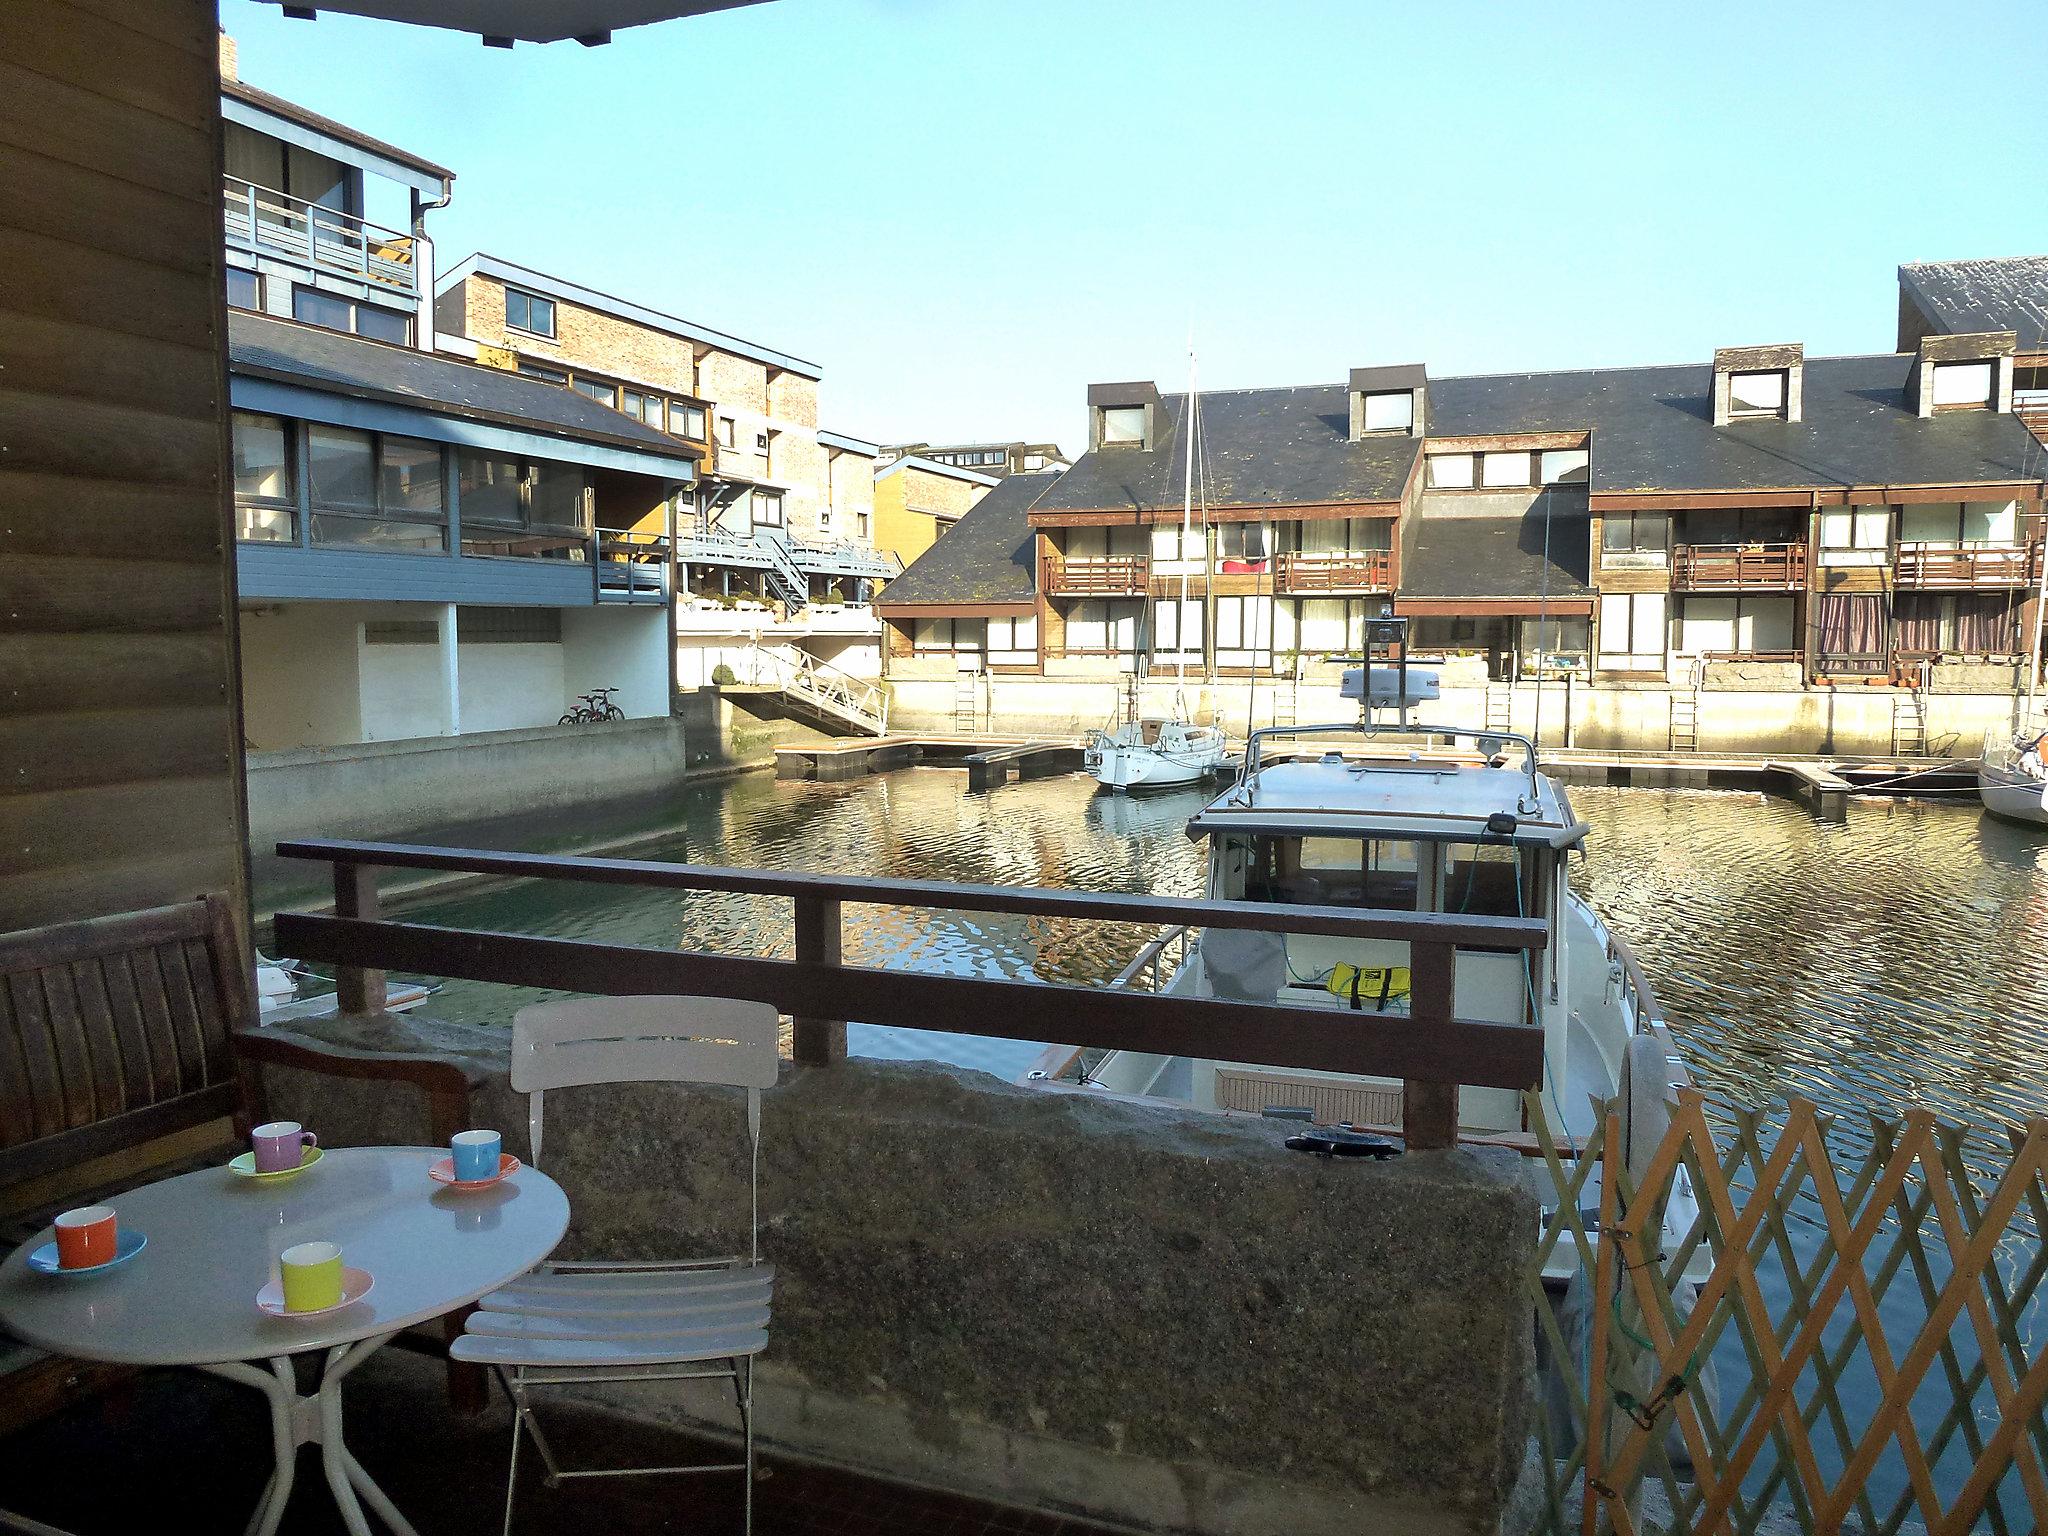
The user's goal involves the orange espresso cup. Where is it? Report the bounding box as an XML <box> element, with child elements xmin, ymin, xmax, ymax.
<box><xmin>53</xmin><ymin>1206</ymin><xmax>118</xmax><ymax>1270</ymax></box>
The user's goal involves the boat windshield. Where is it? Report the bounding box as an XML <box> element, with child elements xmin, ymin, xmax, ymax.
<box><xmin>1232</xmin><ymin>833</ymin><xmax>1534</xmax><ymax>918</ymax></box>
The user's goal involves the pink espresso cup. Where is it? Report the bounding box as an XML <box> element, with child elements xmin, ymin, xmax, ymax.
<box><xmin>251</xmin><ymin>1120</ymin><xmax>318</xmax><ymax>1174</ymax></box>
<box><xmin>53</xmin><ymin>1206</ymin><xmax>118</xmax><ymax>1270</ymax></box>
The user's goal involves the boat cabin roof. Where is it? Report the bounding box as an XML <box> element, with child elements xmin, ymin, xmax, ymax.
<box><xmin>1187</xmin><ymin>752</ymin><xmax>1588</xmax><ymax>850</ymax></box>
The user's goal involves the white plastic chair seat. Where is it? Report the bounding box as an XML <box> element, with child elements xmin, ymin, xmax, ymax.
<box><xmin>452</xmin><ymin>1325</ymin><xmax>771</xmax><ymax>1373</ymax></box>
<box><xmin>464</xmin><ymin>1300</ymin><xmax>769</xmax><ymax>1342</ymax></box>
<box><xmin>481</xmin><ymin>1264</ymin><xmax>774</xmax><ymax>1315</ymax></box>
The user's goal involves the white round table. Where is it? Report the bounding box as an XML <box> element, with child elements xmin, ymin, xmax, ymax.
<box><xmin>0</xmin><ymin>1147</ymin><xmax>569</xmax><ymax>1536</ymax></box>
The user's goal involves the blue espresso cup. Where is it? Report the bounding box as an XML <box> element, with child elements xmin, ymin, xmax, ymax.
<box><xmin>451</xmin><ymin>1129</ymin><xmax>502</xmax><ymax>1182</ymax></box>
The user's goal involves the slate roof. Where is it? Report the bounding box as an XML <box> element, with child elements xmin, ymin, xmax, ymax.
<box><xmin>1400</xmin><ymin>495</ymin><xmax>1593</xmax><ymax>602</ymax></box>
<box><xmin>1899</xmin><ymin>257</ymin><xmax>2048</xmax><ymax>352</ymax></box>
<box><xmin>1031</xmin><ymin>386</ymin><xmax>1420</xmax><ymax>514</ymax></box>
<box><xmin>878</xmin><ymin>472</ymin><xmax>1057</xmax><ymax>608</ymax></box>
<box><xmin>223</xmin><ymin>79</ymin><xmax>455</xmax><ymax>182</ymax></box>
<box><xmin>1427</xmin><ymin>353</ymin><xmax>2041</xmax><ymax>495</ymax></box>
<box><xmin>228</xmin><ymin>312</ymin><xmax>699</xmax><ymax>463</ymax></box>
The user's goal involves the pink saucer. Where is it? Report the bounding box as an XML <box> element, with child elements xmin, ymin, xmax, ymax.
<box><xmin>256</xmin><ymin>1266</ymin><xmax>374</xmax><ymax>1320</ymax></box>
<box><xmin>428</xmin><ymin>1152</ymin><xmax>521</xmax><ymax>1191</ymax></box>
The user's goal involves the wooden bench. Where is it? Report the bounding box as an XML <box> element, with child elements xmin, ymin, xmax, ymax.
<box><xmin>0</xmin><ymin>896</ymin><xmax>485</xmax><ymax>1437</ymax></box>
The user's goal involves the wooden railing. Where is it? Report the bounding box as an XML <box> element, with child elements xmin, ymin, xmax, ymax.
<box><xmin>1275</xmin><ymin>549</ymin><xmax>1393</xmax><ymax>593</ymax></box>
<box><xmin>222</xmin><ymin>174</ymin><xmax>419</xmax><ymax>296</ymax></box>
<box><xmin>1894</xmin><ymin>542</ymin><xmax>2044</xmax><ymax>588</ymax></box>
<box><xmin>2014</xmin><ymin>398</ymin><xmax>2048</xmax><ymax>441</ymax></box>
<box><xmin>1042</xmin><ymin>554</ymin><xmax>1150</xmax><ymax>597</ymax></box>
<box><xmin>271</xmin><ymin>840</ymin><xmax>1548</xmax><ymax>1149</ymax></box>
<box><xmin>1671</xmin><ymin>542</ymin><xmax>1808</xmax><ymax>590</ymax></box>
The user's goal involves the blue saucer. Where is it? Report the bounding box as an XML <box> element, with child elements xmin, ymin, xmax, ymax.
<box><xmin>27</xmin><ymin>1230</ymin><xmax>146</xmax><ymax>1277</ymax></box>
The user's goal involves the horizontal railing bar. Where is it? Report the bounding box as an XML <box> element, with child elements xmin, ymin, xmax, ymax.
<box><xmin>274</xmin><ymin>840</ymin><xmax>1548</xmax><ymax>950</ymax></box>
<box><xmin>273</xmin><ymin>914</ymin><xmax>1545</xmax><ymax>1088</ymax></box>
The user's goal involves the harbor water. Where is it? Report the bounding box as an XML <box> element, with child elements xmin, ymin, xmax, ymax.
<box><xmin>391</xmin><ymin>765</ymin><xmax>2048</xmax><ymax>1151</ymax></box>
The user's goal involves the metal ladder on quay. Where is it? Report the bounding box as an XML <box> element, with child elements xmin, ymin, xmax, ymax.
<box><xmin>1484</xmin><ymin>681</ymin><xmax>1512</xmax><ymax>735</ymax></box>
<box><xmin>1669</xmin><ymin>690</ymin><xmax>1700</xmax><ymax>752</ymax></box>
<box><xmin>953</xmin><ymin>669</ymin><xmax>981</xmax><ymax>733</ymax></box>
<box><xmin>1893</xmin><ymin>686</ymin><xmax>1929</xmax><ymax>756</ymax></box>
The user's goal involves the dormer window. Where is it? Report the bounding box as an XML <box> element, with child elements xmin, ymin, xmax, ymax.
<box><xmin>1931</xmin><ymin>361</ymin><xmax>1993</xmax><ymax>409</ymax></box>
<box><xmin>1727</xmin><ymin>370</ymin><xmax>1787</xmax><ymax>419</ymax></box>
<box><xmin>1102</xmin><ymin>406</ymin><xmax>1145</xmax><ymax>445</ymax></box>
<box><xmin>1360</xmin><ymin>391</ymin><xmax>1414</xmax><ymax>433</ymax></box>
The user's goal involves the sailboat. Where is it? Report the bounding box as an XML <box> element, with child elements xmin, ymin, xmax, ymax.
<box><xmin>1978</xmin><ymin>522</ymin><xmax>2048</xmax><ymax>827</ymax></box>
<box><xmin>1085</xmin><ymin>347</ymin><xmax>1231</xmax><ymax>793</ymax></box>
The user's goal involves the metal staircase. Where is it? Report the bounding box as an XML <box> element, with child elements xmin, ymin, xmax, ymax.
<box><xmin>755</xmin><ymin>529</ymin><xmax>809</xmax><ymax>617</ymax></box>
<box><xmin>727</xmin><ymin>644</ymin><xmax>888</xmax><ymax>735</ymax></box>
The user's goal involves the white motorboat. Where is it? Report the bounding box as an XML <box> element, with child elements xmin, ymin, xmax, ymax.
<box><xmin>1979</xmin><ymin>721</ymin><xmax>2048</xmax><ymax>827</ymax></box>
<box><xmin>1085</xmin><ymin>716</ymin><xmax>1230</xmax><ymax>791</ymax></box>
<box><xmin>256</xmin><ymin>954</ymin><xmax>437</xmax><ymax>1022</ymax></box>
<box><xmin>1055</xmin><ymin>655</ymin><xmax>1701</xmax><ymax>1282</ymax></box>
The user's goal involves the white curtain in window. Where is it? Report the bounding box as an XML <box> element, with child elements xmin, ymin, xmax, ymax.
<box><xmin>1677</xmin><ymin>598</ymin><xmax>1737</xmax><ymax>656</ymax></box>
<box><xmin>1298</xmin><ymin>598</ymin><xmax>1348</xmax><ymax>651</ymax></box>
<box><xmin>1963</xmin><ymin>499</ymin><xmax>2018</xmax><ymax>543</ymax></box>
<box><xmin>1932</xmin><ymin>362</ymin><xmax>1993</xmax><ymax>407</ymax></box>
<box><xmin>1363</xmin><ymin>392</ymin><xmax>1413</xmax><ymax>431</ymax></box>
<box><xmin>1481</xmin><ymin>452</ymin><xmax>1531</xmax><ymax>488</ymax></box>
<box><xmin>1427</xmin><ymin>454</ymin><xmax>1474</xmax><ymax>489</ymax></box>
<box><xmin>1067</xmin><ymin>602</ymin><xmax>1107</xmax><ymax>651</ymax></box>
<box><xmin>1630</xmin><ymin>593</ymin><xmax>1667</xmax><ymax>657</ymax></box>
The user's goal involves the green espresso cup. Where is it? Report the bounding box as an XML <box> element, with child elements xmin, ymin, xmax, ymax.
<box><xmin>279</xmin><ymin>1240</ymin><xmax>345</xmax><ymax>1312</ymax></box>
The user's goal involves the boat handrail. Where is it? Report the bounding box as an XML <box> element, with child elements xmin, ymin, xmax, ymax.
<box><xmin>1239</xmin><ymin>719</ymin><xmax>1544</xmax><ymax>811</ymax></box>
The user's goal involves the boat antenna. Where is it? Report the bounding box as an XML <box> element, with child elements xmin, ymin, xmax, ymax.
<box><xmin>1179</xmin><ymin>340</ymin><xmax>1197</xmax><ymax>710</ymax></box>
<box><xmin>1531</xmin><ymin>478</ymin><xmax>1555</xmax><ymax>752</ymax></box>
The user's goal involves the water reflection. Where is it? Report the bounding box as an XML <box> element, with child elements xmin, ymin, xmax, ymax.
<box><xmin>398</xmin><ymin>769</ymin><xmax>2048</xmax><ymax>1144</ymax></box>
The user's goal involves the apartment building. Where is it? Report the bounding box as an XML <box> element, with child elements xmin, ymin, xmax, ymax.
<box><xmin>879</xmin><ymin>441</ymin><xmax>1073</xmax><ymax>478</ymax></box>
<box><xmin>433</xmin><ymin>255</ymin><xmax>888</xmax><ymax>690</ymax></box>
<box><xmin>879</xmin><ymin>288</ymin><xmax>2044</xmax><ymax>748</ymax></box>
<box><xmin>219</xmin><ymin>60</ymin><xmax>694</xmax><ymax>757</ymax></box>
<box><xmin>871</xmin><ymin>456</ymin><xmax>1000</xmax><ymax>572</ymax></box>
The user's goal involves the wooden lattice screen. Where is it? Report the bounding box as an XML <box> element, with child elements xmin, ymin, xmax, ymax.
<box><xmin>1526</xmin><ymin>1088</ymin><xmax>2048</xmax><ymax>1536</ymax></box>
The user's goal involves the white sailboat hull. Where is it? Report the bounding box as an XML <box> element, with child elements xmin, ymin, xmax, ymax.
<box><xmin>1085</xmin><ymin>720</ymin><xmax>1228</xmax><ymax>792</ymax></box>
<box><xmin>1979</xmin><ymin>762</ymin><xmax>2048</xmax><ymax>825</ymax></box>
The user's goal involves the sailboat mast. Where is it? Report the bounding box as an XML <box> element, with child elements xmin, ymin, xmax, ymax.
<box><xmin>1180</xmin><ymin>349</ymin><xmax>1197</xmax><ymax>689</ymax></box>
<box><xmin>2028</xmin><ymin>494</ymin><xmax>2047</xmax><ymax>714</ymax></box>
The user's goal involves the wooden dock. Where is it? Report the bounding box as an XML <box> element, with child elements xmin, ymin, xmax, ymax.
<box><xmin>1540</xmin><ymin>748</ymin><xmax>1971</xmax><ymax>822</ymax></box>
<box><xmin>775</xmin><ymin>735</ymin><xmax>1085</xmax><ymax>789</ymax></box>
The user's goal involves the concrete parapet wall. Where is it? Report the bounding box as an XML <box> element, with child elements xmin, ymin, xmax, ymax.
<box><xmin>257</xmin><ymin>1021</ymin><xmax>1539</xmax><ymax>1535</ymax></box>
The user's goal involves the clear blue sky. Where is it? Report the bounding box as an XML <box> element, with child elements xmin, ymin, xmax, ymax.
<box><xmin>222</xmin><ymin>0</ymin><xmax>2046</xmax><ymax>452</ymax></box>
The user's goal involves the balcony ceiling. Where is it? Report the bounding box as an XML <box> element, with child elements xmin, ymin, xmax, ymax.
<box><xmin>255</xmin><ymin>0</ymin><xmax>768</xmax><ymax>45</ymax></box>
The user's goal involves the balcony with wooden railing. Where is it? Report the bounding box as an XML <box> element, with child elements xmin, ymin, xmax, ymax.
<box><xmin>222</xmin><ymin>175</ymin><xmax>420</xmax><ymax>297</ymax></box>
<box><xmin>1042</xmin><ymin>553</ymin><xmax>1150</xmax><ymax>597</ymax></box>
<box><xmin>1670</xmin><ymin>542</ymin><xmax>1808</xmax><ymax>590</ymax></box>
<box><xmin>595</xmin><ymin>528</ymin><xmax>671</xmax><ymax>604</ymax></box>
<box><xmin>1275</xmin><ymin>548</ymin><xmax>1393</xmax><ymax>594</ymax></box>
<box><xmin>1894</xmin><ymin>540</ymin><xmax>2045</xmax><ymax>589</ymax></box>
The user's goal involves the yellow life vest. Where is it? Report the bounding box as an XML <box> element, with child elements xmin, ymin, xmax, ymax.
<box><xmin>1325</xmin><ymin>964</ymin><xmax>1411</xmax><ymax>1011</ymax></box>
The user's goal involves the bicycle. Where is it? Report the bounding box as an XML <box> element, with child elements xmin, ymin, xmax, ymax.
<box><xmin>559</xmin><ymin>686</ymin><xmax>626</xmax><ymax>725</ymax></box>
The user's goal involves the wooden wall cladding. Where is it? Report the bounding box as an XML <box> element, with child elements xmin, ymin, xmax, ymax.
<box><xmin>0</xmin><ymin>0</ymin><xmax>249</xmax><ymax>930</ymax></box>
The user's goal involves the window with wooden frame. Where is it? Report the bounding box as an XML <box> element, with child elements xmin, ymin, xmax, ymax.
<box><xmin>717</xmin><ymin>416</ymin><xmax>737</xmax><ymax>448</ymax></box>
<box><xmin>987</xmin><ymin>614</ymin><xmax>1038</xmax><ymax>664</ymax></box>
<box><xmin>1816</xmin><ymin>506</ymin><xmax>1890</xmax><ymax>566</ymax></box>
<box><xmin>1426</xmin><ymin>452</ymin><xmax>1475</xmax><ymax>489</ymax></box>
<box><xmin>911</xmin><ymin>617</ymin><xmax>986</xmax><ymax>653</ymax></box>
<box><xmin>751</xmin><ymin>490</ymin><xmax>785</xmax><ymax>529</ymax></box>
<box><xmin>1480</xmin><ymin>450</ymin><xmax>1533</xmax><ymax>488</ymax></box>
<box><xmin>1101</xmin><ymin>406</ymin><xmax>1145</xmax><ymax>446</ymax></box>
<box><xmin>573</xmin><ymin>377</ymin><xmax>618</xmax><ymax>409</ymax></box>
<box><xmin>1539</xmin><ymin>448</ymin><xmax>1590</xmax><ymax>484</ymax></box>
<box><xmin>1597</xmin><ymin>592</ymin><xmax>1668</xmax><ymax>671</ymax></box>
<box><xmin>226</xmin><ymin>266</ymin><xmax>262</xmax><ymax>313</ymax></box>
<box><xmin>517</xmin><ymin>360</ymin><xmax>568</xmax><ymax>385</ymax></box>
<box><xmin>1601</xmin><ymin>512</ymin><xmax>1669</xmax><ymax>565</ymax></box>
<box><xmin>1360</xmin><ymin>391</ymin><xmax>1414</xmax><ymax>432</ymax></box>
<box><xmin>504</xmin><ymin>287</ymin><xmax>557</xmax><ymax>339</ymax></box>
<box><xmin>668</xmin><ymin>401</ymin><xmax>707</xmax><ymax>440</ymax></box>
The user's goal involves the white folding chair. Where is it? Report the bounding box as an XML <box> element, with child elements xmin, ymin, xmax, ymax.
<box><xmin>451</xmin><ymin>995</ymin><xmax>779</xmax><ymax>1535</ymax></box>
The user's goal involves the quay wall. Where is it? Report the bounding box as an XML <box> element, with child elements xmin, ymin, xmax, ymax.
<box><xmin>257</xmin><ymin>1023</ymin><xmax>1542</xmax><ymax>1536</ymax></box>
<box><xmin>880</xmin><ymin>674</ymin><xmax>2023</xmax><ymax>757</ymax></box>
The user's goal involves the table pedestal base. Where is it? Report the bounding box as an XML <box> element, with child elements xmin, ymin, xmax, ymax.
<box><xmin>205</xmin><ymin>1331</ymin><xmax>420</xmax><ymax>1536</ymax></box>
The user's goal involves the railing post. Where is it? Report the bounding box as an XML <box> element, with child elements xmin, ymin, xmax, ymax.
<box><xmin>1403</xmin><ymin>940</ymin><xmax>1458</xmax><ymax>1151</ymax></box>
<box><xmin>333</xmin><ymin>862</ymin><xmax>388</xmax><ymax>1016</ymax></box>
<box><xmin>792</xmin><ymin>895</ymin><xmax>845</xmax><ymax>1065</ymax></box>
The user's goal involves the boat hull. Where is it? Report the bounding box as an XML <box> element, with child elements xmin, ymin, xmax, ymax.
<box><xmin>1979</xmin><ymin>762</ymin><xmax>2048</xmax><ymax>826</ymax></box>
